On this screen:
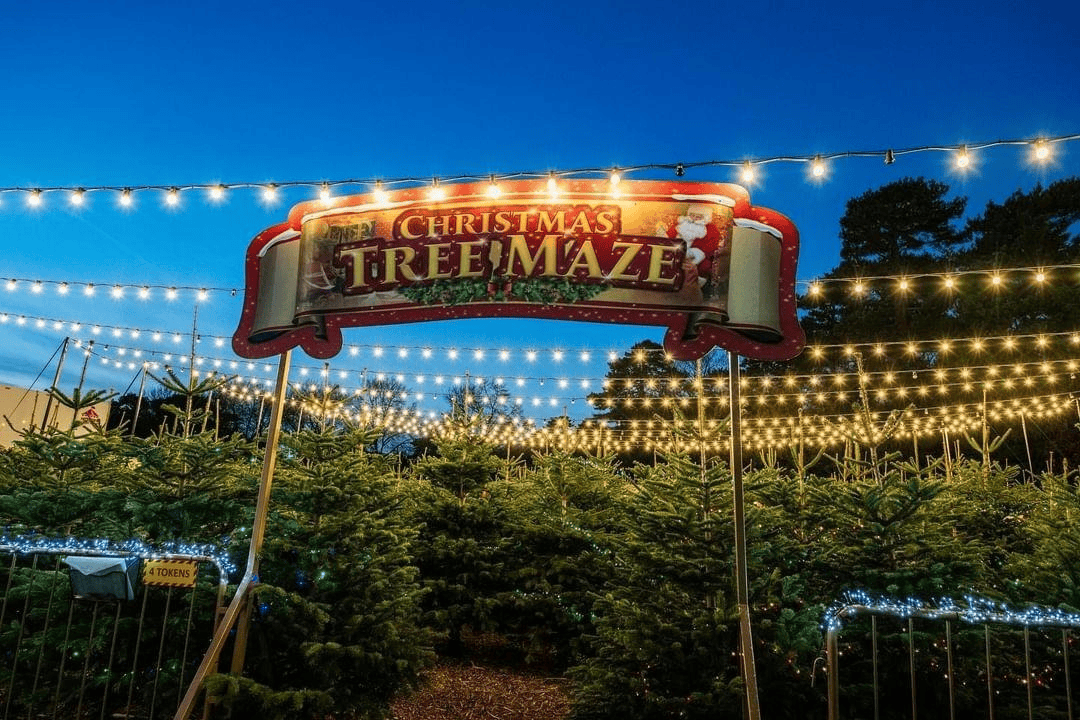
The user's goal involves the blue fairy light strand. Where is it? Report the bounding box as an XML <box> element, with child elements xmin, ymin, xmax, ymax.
<box><xmin>0</xmin><ymin>532</ymin><xmax>237</xmax><ymax>581</ymax></box>
<box><xmin>824</xmin><ymin>589</ymin><xmax>1080</xmax><ymax>633</ymax></box>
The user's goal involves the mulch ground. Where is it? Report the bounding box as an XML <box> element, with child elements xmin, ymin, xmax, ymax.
<box><xmin>390</xmin><ymin>662</ymin><xmax>572</xmax><ymax>720</ymax></box>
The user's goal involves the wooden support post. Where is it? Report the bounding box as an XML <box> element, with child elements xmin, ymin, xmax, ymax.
<box><xmin>174</xmin><ymin>350</ymin><xmax>292</xmax><ymax>720</ymax></box>
<box><xmin>728</xmin><ymin>351</ymin><xmax>760</xmax><ymax>720</ymax></box>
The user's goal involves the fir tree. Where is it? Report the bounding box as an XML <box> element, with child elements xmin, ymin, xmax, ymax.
<box><xmin>406</xmin><ymin>434</ymin><xmax>515</xmax><ymax>655</ymax></box>
<box><xmin>497</xmin><ymin>451</ymin><xmax>627</xmax><ymax>667</ymax></box>
<box><xmin>571</xmin><ymin>452</ymin><xmax>745</xmax><ymax>720</ymax></box>
<box><xmin>1014</xmin><ymin>467</ymin><xmax>1080</xmax><ymax>608</ymax></box>
<box><xmin>807</xmin><ymin>455</ymin><xmax>982</xmax><ymax>597</ymax></box>
<box><xmin>207</xmin><ymin>427</ymin><xmax>432</xmax><ymax>719</ymax></box>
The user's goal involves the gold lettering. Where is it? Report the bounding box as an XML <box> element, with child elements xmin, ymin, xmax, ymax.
<box><xmin>382</xmin><ymin>246</ymin><xmax>422</xmax><ymax>284</ymax></box>
<box><xmin>537</xmin><ymin>210</ymin><xmax>565</xmax><ymax>233</ymax></box>
<box><xmin>494</xmin><ymin>211</ymin><xmax>513</xmax><ymax>233</ymax></box>
<box><xmin>595</xmin><ymin>210</ymin><xmax>617</xmax><ymax>235</ymax></box>
<box><xmin>506</xmin><ymin>234</ymin><xmax>559</xmax><ymax>277</ymax></box>
<box><xmin>458</xmin><ymin>240</ymin><xmax>487</xmax><ymax>278</ymax></box>
<box><xmin>516</xmin><ymin>211</ymin><xmax>530</xmax><ymax>233</ymax></box>
<box><xmin>426</xmin><ymin>243</ymin><xmax>454</xmax><ymax>279</ymax></box>
<box><xmin>609</xmin><ymin>241</ymin><xmax>644</xmax><ymax>281</ymax></box>
<box><xmin>455</xmin><ymin>213</ymin><xmax>478</xmax><ymax>235</ymax></box>
<box><xmin>400</xmin><ymin>215</ymin><xmax>425</xmax><ymax>240</ymax></box>
<box><xmin>563</xmin><ymin>240</ymin><xmax>603</xmax><ymax>278</ymax></box>
<box><xmin>567</xmin><ymin>211</ymin><xmax>593</xmax><ymax>234</ymax></box>
<box><xmin>426</xmin><ymin>215</ymin><xmax>451</xmax><ymax>238</ymax></box>
<box><xmin>645</xmin><ymin>244</ymin><xmax>680</xmax><ymax>285</ymax></box>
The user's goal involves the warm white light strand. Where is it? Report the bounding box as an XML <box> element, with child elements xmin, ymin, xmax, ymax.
<box><xmin>3</xmin><ymin>261</ymin><xmax>1079</xmax><ymax>309</ymax></box>
<box><xmin>1</xmin><ymin>133</ymin><xmax>1074</xmax><ymax>208</ymax></box>
<box><xmin>9</xmin><ymin>307</ymin><xmax>1080</xmax><ymax>374</ymax></box>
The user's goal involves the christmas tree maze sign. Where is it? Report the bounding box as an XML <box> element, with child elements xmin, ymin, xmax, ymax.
<box><xmin>232</xmin><ymin>179</ymin><xmax>804</xmax><ymax>361</ymax></box>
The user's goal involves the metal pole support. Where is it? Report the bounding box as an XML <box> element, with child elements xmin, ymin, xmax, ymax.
<box><xmin>728</xmin><ymin>351</ymin><xmax>761</xmax><ymax>720</ymax></box>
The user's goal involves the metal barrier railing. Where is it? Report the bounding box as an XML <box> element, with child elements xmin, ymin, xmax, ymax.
<box><xmin>825</xmin><ymin>590</ymin><xmax>1080</xmax><ymax>720</ymax></box>
<box><xmin>0</xmin><ymin>535</ymin><xmax>234</xmax><ymax>720</ymax></box>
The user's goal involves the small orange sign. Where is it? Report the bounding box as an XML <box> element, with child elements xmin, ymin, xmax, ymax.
<box><xmin>142</xmin><ymin>559</ymin><xmax>198</xmax><ymax>588</ymax></box>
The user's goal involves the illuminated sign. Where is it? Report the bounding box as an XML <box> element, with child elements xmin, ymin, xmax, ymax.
<box><xmin>233</xmin><ymin>179</ymin><xmax>803</xmax><ymax>361</ymax></box>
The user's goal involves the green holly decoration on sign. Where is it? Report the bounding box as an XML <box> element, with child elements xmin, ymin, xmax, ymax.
<box><xmin>401</xmin><ymin>275</ymin><xmax>605</xmax><ymax>306</ymax></box>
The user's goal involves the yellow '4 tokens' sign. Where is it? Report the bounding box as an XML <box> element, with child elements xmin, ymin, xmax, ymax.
<box><xmin>143</xmin><ymin>559</ymin><xmax>198</xmax><ymax>588</ymax></box>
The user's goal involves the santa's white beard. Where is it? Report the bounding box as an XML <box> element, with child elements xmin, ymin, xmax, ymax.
<box><xmin>676</xmin><ymin>217</ymin><xmax>708</xmax><ymax>241</ymax></box>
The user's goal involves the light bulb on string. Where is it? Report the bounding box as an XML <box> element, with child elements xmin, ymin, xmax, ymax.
<box><xmin>954</xmin><ymin>147</ymin><xmax>972</xmax><ymax>172</ymax></box>
<box><xmin>27</xmin><ymin>189</ymin><xmax>43</xmax><ymax>208</ymax></box>
<box><xmin>372</xmin><ymin>181</ymin><xmax>389</xmax><ymax>206</ymax></box>
<box><xmin>209</xmin><ymin>184</ymin><xmax>226</xmax><ymax>203</ymax></box>
<box><xmin>608</xmin><ymin>169</ymin><xmax>621</xmax><ymax>196</ymax></box>
<box><xmin>69</xmin><ymin>188</ymin><xmax>85</xmax><ymax>207</ymax></box>
<box><xmin>428</xmin><ymin>178</ymin><xmax>446</xmax><ymax>202</ymax></box>
<box><xmin>810</xmin><ymin>156</ymin><xmax>827</xmax><ymax>180</ymax></box>
<box><xmin>1032</xmin><ymin>139</ymin><xmax>1052</xmax><ymax>164</ymax></box>
<box><xmin>165</xmin><ymin>188</ymin><xmax>180</xmax><ymax>207</ymax></box>
<box><xmin>740</xmin><ymin>161</ymin><xmax>755</xmax><ymax>184</ymax></box>
<box><xmin>119</xmin><ymin>188</ymin><xmax>134</xmax><ymax>208</ymax></box>
<box><xmin>261</xmin><ymin>184</ymin><xmax>279</xmax><ymax>205</ymax></box>
<box><xmin>547</xmin><ymin>173</ymin><xmax>559</xmax><ymax>198</ymax></box>
<box><xmin>319</xmin><ymin>183</ymin><xmax>332</xmax><ymax>205</ymax></box>
<box><xmin>486</xmin><ymin>176</ymin><xmax>501</xmax><ymax>198</ymax></box>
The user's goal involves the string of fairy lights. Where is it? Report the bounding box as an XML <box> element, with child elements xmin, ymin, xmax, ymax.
<box><xmin>3</xmin><ymin>131</ymin><xmax>1077</xmax><ymax>451</ymax></box>
<box><xmin>5</xmin><ymin>262</ymin><xmax>1080</xmax><ymax>304</ymax></box>
<box><xmin>823</xmin><ymin>595</ymin><xmax>1080</xmax><ymax>702</ymax></box>
<box><xmin>58</xmin><ymin>333</ymin><xmax>1080</xmax><ymax>454</ymax></box>
<box><xmin>7</xmin><ymin>306</ymin><xmax>1080</xmax><ymax>424</ymax></box>
<box><xmin>826</xmin><ymin>590</ymin><xmax>1080</xmax><ymax>633</ymax></box>
<box><xmin>208</xmin><ymin>387</ymin><xmax>1076</xmax><ymax>455</ymax></box>
<box><xmin>7</xmin><ymin>302</ymin><xmax>1080</xmax><ymax>370</ymax></box>
<box><xmin>69</xmin><ymin>333</ymin><xmax>1080</xmax><ymax>408</ymax></box>
<box><xmin>0</xmin><ymin>133</ymin><xmax>1074</xmax><ymax>211</ymax></box>
<box><xmin>0</xmin><ymin>532</ymin><xmax>236</xmax><ymax>580</ymax></box>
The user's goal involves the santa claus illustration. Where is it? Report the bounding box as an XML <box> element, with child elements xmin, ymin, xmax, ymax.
<box><xmin>657</xmin><ymin>204</ymin><xmax>724</xmax><ymax>291</ymax></box>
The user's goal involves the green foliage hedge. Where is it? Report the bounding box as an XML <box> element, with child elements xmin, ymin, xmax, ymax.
<box><xmin>1</xmin><ymin>414</ymin><xmax>1078</xmax><ymax>719</ymax></box>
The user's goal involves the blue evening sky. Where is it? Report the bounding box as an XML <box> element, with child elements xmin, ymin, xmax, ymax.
<box><xmin>1</xmin><ymin>1</ymin><xmax>1078</xmax><ymax>422</ymax></box>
